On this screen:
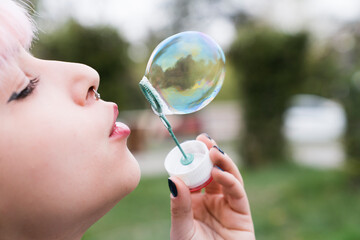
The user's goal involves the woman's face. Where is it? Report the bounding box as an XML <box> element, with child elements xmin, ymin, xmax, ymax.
<box><xmin>0</xmin><ymin>48</ymin><xmax>140</xmax><ymax>232</ymax></box>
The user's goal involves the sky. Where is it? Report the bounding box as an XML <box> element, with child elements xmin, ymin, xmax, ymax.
<box><xmin>37</xmin><ymin>0</ymin><xmax>360</xmax><ymax>61</ymax></box>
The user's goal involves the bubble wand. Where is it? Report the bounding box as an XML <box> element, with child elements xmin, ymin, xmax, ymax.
<box><xmin>139</xmin><ymin>77</ymin><xmax>194</xmax><ymax>164</ymax></box>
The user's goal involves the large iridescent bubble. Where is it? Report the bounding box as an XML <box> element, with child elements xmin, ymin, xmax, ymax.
<box><xmin>140</xmin><ymin>31</ymin><xmax>225</xmax><ymax>115</ymax></box>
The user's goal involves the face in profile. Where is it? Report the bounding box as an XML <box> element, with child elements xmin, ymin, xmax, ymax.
<box><xmin>0</xmin><ymin>47</ymin><xmax>140</xmax><ymax>233</ymax></box>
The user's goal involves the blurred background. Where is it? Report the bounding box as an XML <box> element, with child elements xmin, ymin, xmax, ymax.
<box><xmin>27</xmin><ymin>0</ymin><xmax>360</xmax><ymax>239</ymax></box>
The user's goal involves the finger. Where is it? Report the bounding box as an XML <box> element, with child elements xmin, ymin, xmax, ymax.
<box><xmin>195</xmin><ymin>133</ymin><xmax>224</xmax><ymax>194</ymax></box>
<box><xmin>210</xmin><ymin>146</ymin><xmax>243</xmax><ymax>185</ymax></box>
<box><xmin>212</xmin><ymin>167</ymin><xmax>251</xmax><ymax>215</ymax></box>
<box><xmin>168</xmin><ymin>177</ymin><xmax>196</xmax><ymax>240</ymax></box>
<box><xmin>203</xmin><ymin>176</ymin><xmax>223</xmax><ymax>195</ymax></box>
<box><xmin>212</xmin><ymin>167</ymin><xmax>244</xmax><ymax>199</ymax></box>
<box><xmin>196</xmin><ymin>133</ymin><xmax>217</xmax><ymax>150</ymax></box>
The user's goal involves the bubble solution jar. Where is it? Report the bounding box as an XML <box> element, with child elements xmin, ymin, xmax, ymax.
<box><xmin>139</xmin><ymin>31</ymin><xmax>225</xmax><ymax>191</ymax></box>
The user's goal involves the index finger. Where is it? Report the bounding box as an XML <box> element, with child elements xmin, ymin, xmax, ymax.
<box><xmin>209</xmin><ymin>146</ymin><xmax>243</xmax><ymax>185</ymax></box>
<box><xmin>196</xmin><ymin>133</ymin><xmax>217</xmax><ymax>149</ymax></box>
<box><xmin>196</xmin><ymin>133</ymin><xmax>243</xmax><ymax>184</ymax></box>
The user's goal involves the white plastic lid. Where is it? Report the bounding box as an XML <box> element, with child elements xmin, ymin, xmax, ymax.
<box><xmin>164</xmin><ymin>140</ymin><xmax>213</xmax><ymax>190</ymax></box>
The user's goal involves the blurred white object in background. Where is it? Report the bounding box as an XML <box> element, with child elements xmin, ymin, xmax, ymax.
<box><xmin>283</xmin><ymin>94</ymin><xmax>346</xmax><ymax>168</ymax></box>
<box><xmin>284</xmin><ymin>94</ymin><xmax>346</xmax><ymax>143</ymax></box>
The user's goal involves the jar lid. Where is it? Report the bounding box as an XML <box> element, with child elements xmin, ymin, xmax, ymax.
<box><xmin>164</xmin><ymin>140</ymin><xmax>213</xmax><ymax>190</ymax></box>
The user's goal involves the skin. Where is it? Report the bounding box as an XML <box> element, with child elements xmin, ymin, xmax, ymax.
<box><xmin>0</xmin><ymin>47</ymin><xmax>140</xmax><ymax>240</ymax></box>
<box><xmin>169</xmin><ymin>134</ymin><xmax>256</xmax><ymax>240</ymax></box>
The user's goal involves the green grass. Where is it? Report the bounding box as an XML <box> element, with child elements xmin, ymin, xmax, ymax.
<box><xmin>82</xmin><ymin>174</ymin><xmax>171</xmax><ymax>240</ymax></box>
<box><xmin>82</xmin><ymin>163</ymin><xmax>360</xmax><ymax>240</ymax></box>
<box><xmin>246</xmin><ymin>164</ymin><xmax>360</xmax><ymax>240</ymax></box>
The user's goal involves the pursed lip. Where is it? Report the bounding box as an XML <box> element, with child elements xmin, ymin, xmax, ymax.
<box><xmin>109</xmin><ymin>104</ymin><xmax>131</xmax><ymax>139</ymax></box>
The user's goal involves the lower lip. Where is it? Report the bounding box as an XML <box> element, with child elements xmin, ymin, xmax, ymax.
<box><xmin>110</xmin><ymin>122</ymin><xmax>131</xmax><ymax>139</ymax></box>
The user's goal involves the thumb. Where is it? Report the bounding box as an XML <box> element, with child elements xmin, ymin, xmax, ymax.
<box><xmin>168</xmin><ymin>177</ymin><xmax>195</xmax><ymax>240</ymax></box>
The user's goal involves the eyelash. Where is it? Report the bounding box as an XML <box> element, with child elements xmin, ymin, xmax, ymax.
<box><xmin>8</xmin><ymin>77</ymin><xmax>40</xmax><ymax>103</ymax></box>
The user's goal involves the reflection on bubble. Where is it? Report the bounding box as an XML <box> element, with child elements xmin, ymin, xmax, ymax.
<box><xmin>145</xmin><ymin>31</ymin><xmax>225</xmax><ymax>115</ymax></box>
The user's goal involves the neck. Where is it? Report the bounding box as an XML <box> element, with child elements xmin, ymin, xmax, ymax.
<box><xmin>0</xmin><ymin>215</ymin><xmax>94</xmax><ymax>240</ymax></box>
<box><xmin>0</xmin><ymin>225</ymin><xmax>87</xmax><ymax>240</ymax></box>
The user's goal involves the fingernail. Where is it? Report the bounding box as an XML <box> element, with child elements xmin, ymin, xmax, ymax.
<box><xmin>213</xmin><ymin>145</ymin><xmax>224</xmax><ymax>155</ymax></box>
<box><xmin>215</xmin><ymin>165</ymin><xmax>224</xmax><ymax>171</ymax></box>
<box><xmin>202</xmin><ymin>133</ymin><xmax>212</xmax><ymax>140</ymax></box>
<box><xmin>168</xmin><ymin>179</ymin><xmax>178</xmax><ymax>197</ymax></box>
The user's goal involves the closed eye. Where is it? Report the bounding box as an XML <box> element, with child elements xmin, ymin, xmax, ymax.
<box><xmin>7</xmin><ymin>77</ymin><xmax>40</xmax><ymax>103</ymax></box>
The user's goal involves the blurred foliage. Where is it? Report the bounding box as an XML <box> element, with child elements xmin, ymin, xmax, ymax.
<box><xmin>230</xmin><ymin>26</ymin><xmax>308</xmax><ymax>167</ymax></box>
<box><xmin>32</xmin><ymin>20</ymin><xmax>145</xmax><ymax>110</ymax></box>
<box><xmin>332</xmin><ymin>69</ymin><xmax>360</xmax><ymax>184</ymax></box>
<box><xmin>337</xmin><ymin>25</ymin><xmax>360</xmax><ymax>184</ymax></box>
<box><xmin>301</xmin><ymin>48</ymin><xmax>344</xmax><ymax>99</ymax></box>
<box><xmin>344</xmin><ymin>83</ymin><xmax>360</xmax><ymax>183</ymax></box>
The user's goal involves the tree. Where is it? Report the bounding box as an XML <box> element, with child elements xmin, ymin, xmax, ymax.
<box><xmin>32</xmin><ymin>19</ymin><xmax>145</xmax><ymax>110</ymax></box>
<box><xmin>334</xmin><ymin>24</ymin><xmax>360</xmax><ymax>185</ymax></box>
<box><xmin>230</xmin><ymin>26</ymin><xmax>308</xmax><ymax>167</ymax></box>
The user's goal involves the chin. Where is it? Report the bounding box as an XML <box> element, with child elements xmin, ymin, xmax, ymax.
<box><xmin>80</xmin><ymin>148</ymin><xmax>141</xmax><ymax>231</ymax></box>
<box><xmin>118</xmin><ymin>147</ymin><xmax>141</xmax><ymax>197</ymax></box>
<box><xmin>127</xmin><ymin>148</ymin><xmax>141</xmax><ymax>189</ymax></box>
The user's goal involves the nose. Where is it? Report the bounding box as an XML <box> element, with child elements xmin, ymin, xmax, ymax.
<box><xmin>59</xmin><ymin>61</ymin><xmax>100</xmax><ymax>106</ymax></box>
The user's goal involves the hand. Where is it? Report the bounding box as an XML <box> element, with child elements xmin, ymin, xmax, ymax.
<box><xmin>168</xmin><ymin>134</ymin><xmax>255</xmax><ymax>240</ymax></box>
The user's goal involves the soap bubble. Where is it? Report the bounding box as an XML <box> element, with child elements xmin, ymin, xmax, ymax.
<box><xmin>140</xmin><ymin>31</ymin><xmax>225</xmax><ymax>115</ymax></box>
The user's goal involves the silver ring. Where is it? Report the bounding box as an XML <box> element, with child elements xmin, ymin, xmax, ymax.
<box><xmin>92</xmin><ymin>88</ymin><xmax>101</xmax><ymax>100</ymax></box>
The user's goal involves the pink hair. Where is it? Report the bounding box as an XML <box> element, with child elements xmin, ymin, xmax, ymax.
<box><xmin>0</xmin><ymin>0</ymin><xmax>36</xmax><ymax>85</ymax></box>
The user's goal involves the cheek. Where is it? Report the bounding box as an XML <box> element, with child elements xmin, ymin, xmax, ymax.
<box><xmin>1</xmin><ymin>87</ymin><xmax>142</xmax><ymax>220</ymax></box>
<box><xmin>1</xmin><ymin>103</ymin><xmax>140</xmax><ymax>215</ymax></box>
<box><xmin>0</xmin><ymin>116</ymin><xmax>95</xmax><ymax>194</ymax></box>
<box><xmin>0</xmin><ymin>105</ymin><xmax>98</xmax><ymax>202</ymax></box>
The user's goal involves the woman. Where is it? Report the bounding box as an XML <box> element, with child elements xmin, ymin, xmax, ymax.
<box><xmin>0</xmin><ymin>0</ymin><xmax>255</xmax><ymax>239</ymax></box>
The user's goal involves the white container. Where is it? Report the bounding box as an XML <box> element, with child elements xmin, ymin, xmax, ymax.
<box><xmin>164</xmin><ymin>140</ymin><xmax>213</xmax><ymax>191</ymax></box>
